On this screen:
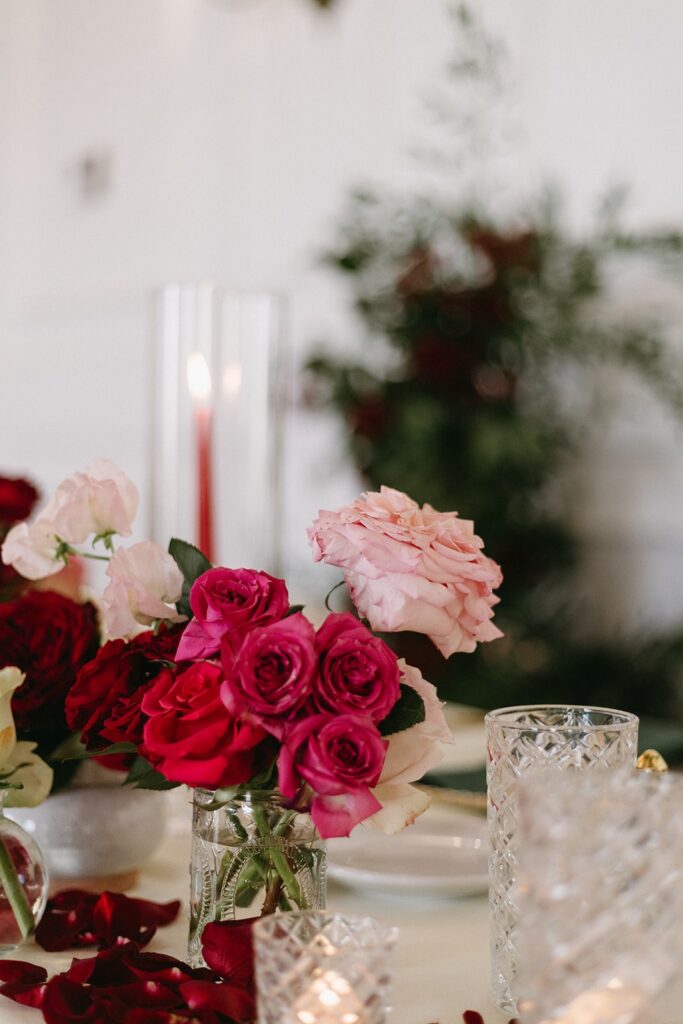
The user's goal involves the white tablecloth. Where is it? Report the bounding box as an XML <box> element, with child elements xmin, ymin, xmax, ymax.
<box><xmin>1</xmin><ymin>832</ymin><xmax>509</xmax><ymax>1024</ymax></box>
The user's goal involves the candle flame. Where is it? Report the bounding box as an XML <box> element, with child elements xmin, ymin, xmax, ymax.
<box><xmin>187</xmin><ymin>352</ymin><xmax>212</xmax><ymax>402</ymax></box>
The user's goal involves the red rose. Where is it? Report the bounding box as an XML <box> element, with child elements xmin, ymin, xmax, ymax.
<box><xmin>0</xmin><ymin>591</ymin><xmax>99</xmax><ymax>737</ymax></box>
<box><xmin>66</xmin><ymin>624</ymin><xmax>183</xmax><ymax>751</ymax></box>
<box><xmin>142</xmin><ymin>662</ymin><xmax>271</xmax><ymax>789</ymax></box>
<box><xmin>0</xmin><ymin>476</ymin><xmax>39</xmax><ymax>525</ymax></box>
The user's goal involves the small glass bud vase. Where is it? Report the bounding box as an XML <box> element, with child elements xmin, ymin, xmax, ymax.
<box><xmin>0</xmin><ymin>807</ymin><xmax>49</xmax><ymax>953</ymax></box>
<box><xmin>189</xmin><ymin>788</ymin><xmax>327</xmax><ymax>967</ymax></box>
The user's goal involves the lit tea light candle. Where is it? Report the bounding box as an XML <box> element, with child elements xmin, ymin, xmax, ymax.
<box><xmin>290</xmin><ymin>970</ymin><xmax>365</xmax><ymax>1024</ymax></box>
<box><xmin>186</xmin><ymin>351</ymin><xmax>214</xmax><ymax>563</ymax></box>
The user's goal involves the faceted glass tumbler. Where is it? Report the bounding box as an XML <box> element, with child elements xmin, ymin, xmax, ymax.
<box><xmin>253</xmin><ymin>911</ymin><xmax>399</xmax><ymax>1024</ymax></box>
<box><xmin>485</xmin><ymin>705</ymin><xmax>639</xmax><ymax>1014</ymax></box>
<box><xmin>189</xmin><ymin>789</ymin><xmax>326</xmax><ymax>967</ymax></box>
<box><xmin>517</xmin><ymin>769</ymin><xmax>683</xmax><ymax>1024</ymax></box>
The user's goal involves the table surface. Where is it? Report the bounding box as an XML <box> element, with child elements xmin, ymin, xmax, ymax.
<box><xmin>1</xmin><ymin>828</ymin><xmax>509</xmax><ymax>1024</ymax></box>
<box><xmin>3</xmin><ymin>707</ymin><xmax>679</xmax><ymax>1024</ymax></box>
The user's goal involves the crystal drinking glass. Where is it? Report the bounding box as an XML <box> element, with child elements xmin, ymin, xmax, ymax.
<box><xmin>253</xmin><ymin>911</ymin><xmax>398</xmax><ymax>1024</ymax></box>
<box><xmin>485</xmin><ymin>705</ymin><xmax>639</xmax><ymax>1014</ymax></box>
<box><xmin>516</xmin><ymin>768</ymin><xmax>683</xmax><ymax>1024</ymax></box>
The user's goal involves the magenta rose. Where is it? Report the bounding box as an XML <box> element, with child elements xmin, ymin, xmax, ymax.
<box><xmin>309</xmin><ymin>486</ymin><xmax>503</xmax><ymax>658</ymax></box>
<box><xmin>314</xmin><ymin>612</ymin><xmax>400</xmax><ymax>722</ymax></box>
<box><xmin>279</xmin><ymin>713</ymin><xmax>387</xmax><ymax>838</ymax></box>
<box><xmin>142</xmin><ymin>662</ymin><xmax>270</xmax><ymax>789</ymax></box>
<box><xmin>175</xmin><ymin>567</ymin><xmax>290</xmax><ymax>661</ymax></box>
<box><xmin>221</xmin><ymin>613</ymin><xmax>316</xmax><ymax>734</ymax></box>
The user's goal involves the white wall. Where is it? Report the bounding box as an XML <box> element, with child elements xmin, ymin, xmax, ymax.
<box><xmin>1</xmin><ymin>0</ymin><xmax>683</xmax><ymax>627</ymax></box>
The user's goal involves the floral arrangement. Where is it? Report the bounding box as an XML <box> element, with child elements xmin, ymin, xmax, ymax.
<box><xmin>2</xmin><ymin>461</ymin><xmax>502</xmax><ymax>846</ymax></box>
<box><xmin>0</xmin><ymin>476</ymin><xmax>39</xmax><ymax>601</ymax></box>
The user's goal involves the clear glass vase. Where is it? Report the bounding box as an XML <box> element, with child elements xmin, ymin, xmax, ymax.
<box><xmin>189</xmin><ymin>788</ymin><xmax>327</xmax><ymax>967</ymax></box>
<box><xmin>0</xmin><ymin>809</ymin><xmax>49</xmax><ymax>953</ymax></box>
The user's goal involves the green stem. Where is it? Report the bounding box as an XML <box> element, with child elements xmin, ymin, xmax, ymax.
<box><xmin>0</xmin><ymin>837</ymin><xmax>33</xmax><ymax>941</ymax></box>
<box><xmin>252</xmin><ymin>804</ymin><xmax>302</xmax><ymax>907</ymax></box>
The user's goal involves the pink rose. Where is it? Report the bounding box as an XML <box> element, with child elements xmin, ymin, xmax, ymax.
<box><xmin>365</xmin><ymin>660</ymin><xmax>452</xmax><ymax>834</ymax></box>
<box><xmin>309</xmin><ymin>486</ymin><xmax>503</xmax><ymax>658</ymax></box>
<box><xmin>102</xmin><ymin>541</ymin><xmax>186</xmax><ymax>639</ymax></box>
<box><xmin>220</xmin><ymin>613</ymin><xmax>316</xmax><ymax>734</ymax></box>
<box><xmin>314</xmin><ymin>612</ymin><xmax>400</xmax><ymax>722</ymax></box>
<box><xmin>142</xmin><ymin>662</ymin><xmax>270</xmax><ymax>788</ymax></box>
<box><xmin>176</xmin><ymin>568</ymin><xmax>289</xmax><ymax>661</ymax></box>
<box><xmin>278</xmin><ymin>713</ymin><xmax>387</xmax><ymax>838</ymax></box>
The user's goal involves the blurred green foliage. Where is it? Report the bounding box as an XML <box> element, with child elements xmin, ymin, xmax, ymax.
<box><xmin>307</xmin><ymin>10</ymin><xmax>683</xmax><ymax>719</ymax></box>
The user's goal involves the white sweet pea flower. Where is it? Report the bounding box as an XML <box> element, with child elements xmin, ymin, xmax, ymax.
<box><xmin>102</xmin><ymin>540</ymin><xmax>186</xmax><ymax>639</ymax></box>
<box><xmin>364</xmin><ymin>660</ymin><xmax>452</xmax><ymax>834</ymax></box>
<box><xmin>45</xmin><ymin>459</ymin><xmax>139</xmax><ymax>544</ymax></box>
<box><xmin>1</xmin><ymin>520</ymin><xmax>64</xmax><ymax>580</ymax></box>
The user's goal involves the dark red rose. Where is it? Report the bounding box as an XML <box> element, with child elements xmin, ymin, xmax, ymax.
<box><xmin>66</xmin><ymin>624</ymin><xmax>183</xmax><ymax>751</ymax></box>
<box><xmin>0</xmin><ymin>591</ymin><xmax>99</xmax><ymax>735</ymax></box>
<box><xmin>0</xmin><ymin>476</ymin><xmax>39</xmax><ymax>525</ymax></box>
<box><xmin>142</xmin><ymin>662</ymin><xmax>272</xmax><ymax>789</ymax></box>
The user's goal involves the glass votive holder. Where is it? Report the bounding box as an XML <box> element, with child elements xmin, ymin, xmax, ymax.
<box><xmin>253</xmin><ymin>911</ymin><xmax>399</xmax><ymax>1024</ymax></box>
<box><xmin>485</xmin><ymin>705</ymin><xmax>639</xmax><ymax>1015</ymax></box>
<box><xmin>516</xmin><ymin>768</ymin><xmax>683</xmax><ymax>1024</ymax></box>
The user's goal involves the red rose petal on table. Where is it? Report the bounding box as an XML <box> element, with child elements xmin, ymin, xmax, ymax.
<box><xmin>200</xmin><ymin>920</ymin><xmax>255</xmax><ymax>987</ymax></box>
<box><xmin>92</xmin><ymin>891</ymin><xmax>181</xmax><ymax>948</ymax></box>
<box><xmin>0</xmin><ymin>960</ymin><xmax>48</xmax><ymax>1008</ymax></box>
<box><xmin>36</xmin><ymin>890</ymin><xmax>180</xmax><ymax>952</ymax></box>
<box><xmin>463</xmin><ymin>1013</ymin><xmax>485</xmax><ymax>1024</ymax></box>
<box><xmin>181</xmin><ymin>978</ymin><xmax>256</xmax><ymax>1023</ymax></box>
<box><xmin>41</xmin><ymin>975</ymin><xmax>103</xmax><ymax>1024</ymax></box>
<box><xmin>35</xmin><ymin>890</ymin><xmax>100</xmax><ymax>951</ymax></box>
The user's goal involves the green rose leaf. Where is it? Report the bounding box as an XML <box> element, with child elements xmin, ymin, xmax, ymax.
<box><xmin>168</xmin><ymin>537</ymin><xmax>212</xmax><ymax>617</ymax></box>
<box><xmin>379</xmin><ymin>684</ymin><xmax>426</xmax><ymax>737</ymax></box>
<box><xmin>124</xmin><ymin>755</ymin><xmax>179</xmax><ymax>791</ymax></box>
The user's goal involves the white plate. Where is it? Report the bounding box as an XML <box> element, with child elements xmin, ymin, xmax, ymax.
<box><xmin>327</xmin><ymin>805</ymin><xmax>488</xmax><ymax>898</ymax></box>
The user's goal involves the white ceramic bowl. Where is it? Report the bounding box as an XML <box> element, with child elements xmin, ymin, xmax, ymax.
<box><xmin>7</xmin><ymin>785</ymin><xmax>167</xmax><ymax>880</ymax></box>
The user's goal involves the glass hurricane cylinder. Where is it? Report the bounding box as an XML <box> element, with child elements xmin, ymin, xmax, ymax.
<box><xmin>151</xmin><ymin>285</ymin><xmax>287</xmax><ymax>571</ymax></box>
<box><xmin>189</xmin><ymin>789</ymin><xmax>326</xmax><ymax>967</ymax></box>
<box><xmin>0</xmin><ymin>807</ymin><xmax>49</xmax><ymax>953</ymax></box>
<box><xmin>485</xmin><ymin>704</ymin><xmax>639</xmax><ymax>1015</ymax></box>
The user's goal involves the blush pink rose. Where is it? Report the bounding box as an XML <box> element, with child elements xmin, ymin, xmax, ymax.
<box><xmin>220</xmin><ymin>613</ymin><xmax>317</xmax><ymax>733</ymax></box>
<box><xmin>278</xmin><ymin>713</ymin><xmax>387</xmax><ymax>838</ymax></box>
<box><xmin>364</xmin><ymin>660</ymin><xmax>452</xmax><ymax>834</ymax></box>
<box><xmin>176</xmin><ymin>568</ymin><xmax>289</xmax><ymax>661</ymax></box>
<box><xmin>142</xmin><ymin>662</ymin><xmax>270</xmax><ymax>789</ymax></box>
<box><xmin>102</xmin><ymin>541</ymin><xmax>186</xmax><ymax>639</ymax></box>
<box><xmin>314</xmin><ymin>612</ymin><xmax>400</xmax><ymax>722</ymax></box>
<box><xmin>308</xmin><ymin>486</ymin><xmax>503</xmax><ymax>658</ymax></box>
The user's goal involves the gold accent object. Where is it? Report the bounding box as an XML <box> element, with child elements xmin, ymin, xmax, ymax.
<box><xmin>635</xmin><ymin>749</ymin><xmax>669</xmax><ymax>773</ymax></box>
